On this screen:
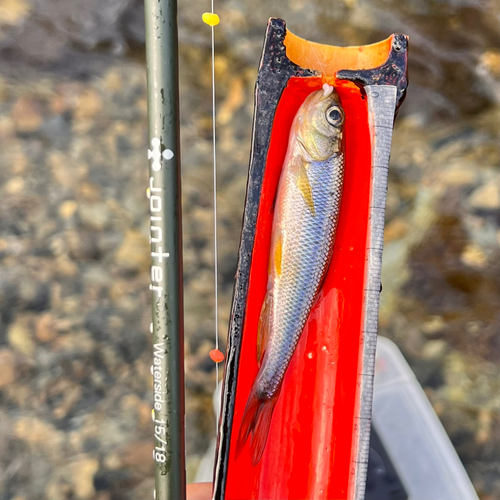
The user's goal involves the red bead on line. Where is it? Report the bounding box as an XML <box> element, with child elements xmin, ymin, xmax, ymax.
<box><xmin>210</xmin><ymin>349</ymin><xmax>224</xmax><ymax>363</ymax></box>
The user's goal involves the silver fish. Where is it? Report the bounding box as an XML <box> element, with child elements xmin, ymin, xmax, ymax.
<box><xmin>237</xmin><ymin>83</ymin><xmax>345</xmax><ymax>465</ymax></box>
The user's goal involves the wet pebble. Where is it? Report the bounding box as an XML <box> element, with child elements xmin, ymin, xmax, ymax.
<box><xmin>10</xmin><ymin>96</ymin><xmax>43</xmax><ymax>133</ymax></box>
<box><xmin>469</xmin><ymin>181</ymin><xmax>500</xmax><ymax>211</ymax></box>
<box><xmin>0</xmin><ymin>349</ymin><xmax>16</xmax><ymax>387</ymax></box>
<box><xmin>8</xmin><ymin>316</ymin><xmax>35</xmax><ymax>357</ymax></box>
<box><xmin>114</xmin><ymin>229</ymin><xmax>150</xmax><ymax>273</ymax></box>
<box><xmin>78</xmin><ymin>202</ymin><xmax>110</xmax><ymax>231</ymax></box>
<box><xmin>35</xmin><ymin>312</ymin><xmax>57</xmax><ymax>343</ymax></box>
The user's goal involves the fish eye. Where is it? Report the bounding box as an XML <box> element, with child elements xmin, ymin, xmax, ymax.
<box><xmin>326</xmin><ymin>106</ymin><xmax>344</xmax><ymax>126</ymax></box>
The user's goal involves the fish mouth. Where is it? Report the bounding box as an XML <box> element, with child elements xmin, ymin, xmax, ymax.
<box><xmin>320</xmin><ymin>83</ymin><xmax>341</xmax><ymax>104</ymax></box>
<box><xmin>322</xmin><ymin>83</ymin><xmax>334</xmax><ymax>97</ymax></box>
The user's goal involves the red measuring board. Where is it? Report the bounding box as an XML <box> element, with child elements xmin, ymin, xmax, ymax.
<box><xmin>224</xmin><ymin>76</ymin><xmax>372</xmax><ymax>500</ymax></box>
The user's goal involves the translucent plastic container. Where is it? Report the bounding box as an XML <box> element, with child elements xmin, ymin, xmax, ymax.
<box><xmin>373</xmin><ymin>337</ymin><xmax>479</xmax><ymax>500</ymax></box>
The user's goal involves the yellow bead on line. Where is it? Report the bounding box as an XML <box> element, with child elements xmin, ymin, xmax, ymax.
<box><xmin>202</xmin><ymin>12</ymin><xmax>220</xmax><ymax>26</ymax></box>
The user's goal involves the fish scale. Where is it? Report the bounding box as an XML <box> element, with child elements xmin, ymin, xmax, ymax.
<box><xmin>258</xmin><ymin>153</ymin><xmax>345</xmax><ymax>397</ymax></box>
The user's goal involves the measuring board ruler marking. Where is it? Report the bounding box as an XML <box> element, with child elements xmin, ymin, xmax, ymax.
<box><xmin>354</xmin><ymin>85</ymin><xmax>398</xmax><ymax>500</ymax></box>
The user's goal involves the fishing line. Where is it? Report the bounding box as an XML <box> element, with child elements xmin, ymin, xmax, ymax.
<box><xmin>211</xmin><ymin>3</ymin><xmax>219</xmax><ymax>431</ymax></box>
<box><xmin>310</xmin><ymin>40</ymin><xmax>328</xmax><ymax>79</ymax></box>
<box><xmin>202</xmin><ymin>6</ymin><xmax>222</xmax><ymax>433</ymax></box>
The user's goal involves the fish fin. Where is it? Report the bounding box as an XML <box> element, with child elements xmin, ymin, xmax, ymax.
<box><xmin>274</xmin><ymin>233</ymin><xmax>282</xmax><ymax>277</ymax></box>
<box><xmin>236</xmin><ymin>388</ymin><xmax>280</xmax><ymax>466</ymax></box>
<box><xmin>257</xmin><ymin>292</ymin><xmax>272</xmax><ymax>365</ymax></box>
<box><xmin>292</xmin><ymin>157</ymin><xmax>316</xmax><ymax>216</ymax></box>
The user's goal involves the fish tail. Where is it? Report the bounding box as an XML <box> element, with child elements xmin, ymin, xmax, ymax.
<box><xmin>236</xmin><ymin>387</ymin><xmax>279</xmax><ymax>466</ymax></box>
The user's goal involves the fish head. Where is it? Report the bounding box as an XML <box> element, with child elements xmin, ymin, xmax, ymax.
<box><xmin>296</xmin><ymin>83</ymin><xmax>344</xmax><ymax>162</ymax></box>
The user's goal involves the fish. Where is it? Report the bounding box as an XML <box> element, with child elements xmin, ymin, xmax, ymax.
<box><xmin>236</xmin><ymin>83</ymin><xmax>345</xmax><ymax>465</ymax></box>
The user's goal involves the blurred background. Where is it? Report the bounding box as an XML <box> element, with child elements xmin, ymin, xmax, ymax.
<box><xmin>0</xmin><ymin>0</ymin><xmax>498</xmax><ymax>498</ymax></box>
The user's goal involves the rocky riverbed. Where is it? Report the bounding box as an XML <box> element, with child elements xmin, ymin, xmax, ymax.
<box><xmin>0</xmin><ymin>0</ymin><xmax>499</xmax><ymax>499</ymax></box>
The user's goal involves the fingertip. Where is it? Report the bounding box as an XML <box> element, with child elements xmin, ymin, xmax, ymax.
<box><xmin>187</xmin><ymin>482</ymin><xmax>213</xmax><ymax>500</ymax></box>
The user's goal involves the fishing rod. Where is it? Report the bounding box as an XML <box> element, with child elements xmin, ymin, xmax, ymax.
<box><xmin>144</xmin><ymin>0</ymin><xmax>186</xmax><ymax>499</ymax></box>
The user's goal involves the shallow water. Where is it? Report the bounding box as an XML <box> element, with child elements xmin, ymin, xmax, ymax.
<box><xmin>0</xmin><ymin>0</ymin><xmax>498</xmax><ymax>498</ymax></box>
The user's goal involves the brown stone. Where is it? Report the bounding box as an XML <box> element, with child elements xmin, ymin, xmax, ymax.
<box><xmin>11</xmin><ymin>96</ymin><xmax>42</xmax><ymax>133</ymax></box>
<box><xmin>120</xmin><ymin>441</ymin><xmax>154</xmax><ymax>476</ymax></box>
<box><xmin>59</xmin><ymin>200</ymin><xmax>78</xmax><ymax>219</ymax></box>
<box><xmin>103</xmin><ymin>69</ymin><xmax>122</xmax><ymax>91</ymax></box>
<box><xmin>384</xmin><ymin>217</ymin><xmax>410</xmax><ymax>243</ymax></box>
<box><xmin>0</xmin><ymin>349</ymin><xmax>15</xmax><ymax>388</ymax></box>
<box><xmin>74</xmin><ymin>89</ymin><xmax>102</xmax><ymax>120</ymax></box>
<box><xmin>469</xmin><ymin>182</ymin><xmax>500</xmax><ymax>210</ymax></box>
<box><xmin>48</xmin><ymin>151</ymin><xmax>74</xmax><ymax>188</ymax></box>
<box><xmin>35</xmin><ymin>313</ymin><xmax>57</xmax><ymax>343</ymax></box>
<box><xmin>0</xmin><ymin>0</ymin><xmax>31</xmax><ymax>26</ymax></box>
<box><xmin>115</xmin><ymin>230</ymin><xmax>150</xmax><ymax>272</ymax></box>
<box><xmin>8</xmin><ymin>317</ymin><xmax>34</xmax><ymax>357</ymax></box>
<box><xmin>4</xmin><ymin>176</ymin><xmax>24</xmax><ymax>195</ymax></box>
